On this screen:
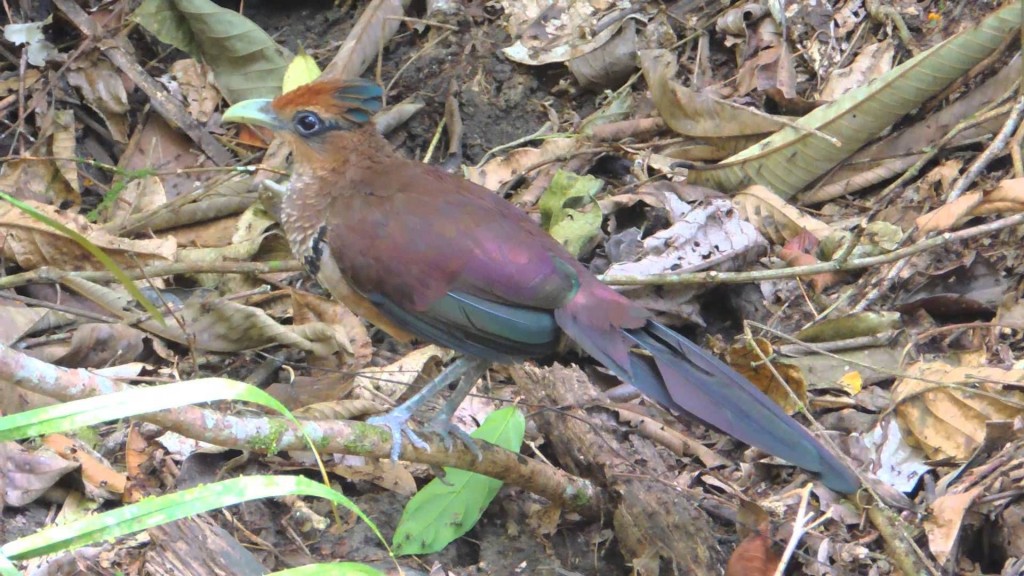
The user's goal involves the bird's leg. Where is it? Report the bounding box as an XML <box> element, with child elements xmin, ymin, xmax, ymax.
<box><xmin>367</xmin><ymin>356</ymin><xmax>489</xmax><ymax>460</ymax></box>
<box><xmin>423</xmin><ymin>358</ymin><xmax>489</xmax><ymax>459</ymax></box>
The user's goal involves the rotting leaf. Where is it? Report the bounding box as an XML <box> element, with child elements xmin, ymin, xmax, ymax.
<box><xmin>892</xmin><ymin>362</ymin><xmax>1024</xmax><ymax>460</ymax></box>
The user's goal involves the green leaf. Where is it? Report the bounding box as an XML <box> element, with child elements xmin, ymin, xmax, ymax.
<box><xmin>272</xmin><ymin>563</ymin><xmax>386</xmax><ymax>576</ymax></box>
<box><xmin>0</xmin><ymin>378</ymin><xmax>286</xmax><ymax>443</ymax></box>
<box><xmin>131</xmin><ymin>0</ymin><xmax>291</xmax><ymax>102</ymax></box>
<box><xmin>392</xmin><ymin>407</ymin><xmax>526</xmax><ymax>555</ymax></box>
<box><xmin>538</xmin><ymin>170</ymin><xmax>604</xmax><ymax>258</ymax></box>
<box><xmin>0</xmin><ymin>190</ymin><xmax>164</xmax><ymax>325</ymax></box>
<box><xmin>0</xmin><ymin>476</ymin><xmax>381</xmax><ymax>561</ymax></box>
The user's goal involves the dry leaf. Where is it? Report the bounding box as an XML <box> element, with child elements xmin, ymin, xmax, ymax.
<box><xmin>917</xmin><ymin>178</ymin><xmax>1024</xmax><ymax>235</ymax></box>
<box><xmin>892</xmin><ymin>362</ymin><xmax>1024</xmax><ymax>460</ymax></box>
<box><xmin>727</xmin><ymin>338</ymin><xmax>808</xmax><ymax>415</ymax></box>
<box><xmin>923</xmin><ymin>487</ymin><xmax>982</xmax><ymax>566</ymax></box>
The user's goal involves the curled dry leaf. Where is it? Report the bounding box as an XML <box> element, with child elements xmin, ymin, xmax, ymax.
<box><xmin>892</xmin><ymin>362</ymin><xmax>1024</xmax><ymax>460</ymax></box>
<box><xmin>501</xmin><ymin>0</ymin><xmax>633</xmax><ymax>66</ymax></box>
<box><xmin>916</xmin><ymin>178</ymin><xmax>1024</xmax><ymax>235</ymax></box>
<box><xmin>0</xmin><ymin>441</ymin><xmax>79</xmax><ymax>507</ymax></box>
<box><xmin>639</xmin><ymin>49</ymin><xmax>787</xmax><ymax>138</ymax></box>
<box><xmin>727</xmin><ymin>338</ymin><xmax>808</xmax><ymax>415</ymax></box>
<box><xmin>923</xmin><ymin>487</ymin><xmax>983</xmax><ymax>566</ymax></box>
<box><xmin>351</xmin><ymin>345</ymin><xmax>452</xmax><ymax>405</ymax></box>
<box><xmin>733</xmin><ymin>184</ymin><xmax>832</xmax><ymax>244</ymax></box>
<box><xmin>464</xmin><ymin>137</ymin><xmax>576</xmax><ymax>191</ymax></box>
<box><xmin>725</xmin><ymin>532</ymin><xmax>781</xmax><ymax>576</ymax></box>
<box><xmin>777</xmin><ymin>230</ymin><xmax>842</xmax><ymax>293</ymax></box>
<box><xmin>0</xmin><ymin>200</ymin><xmax>177</xmax><ymax>270</ymax></box>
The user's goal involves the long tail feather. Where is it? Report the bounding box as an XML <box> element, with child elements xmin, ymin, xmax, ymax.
<box><xmin>556</xmin><ymin>309</ymin><xmax>859</xmax><ymax>493</ymax></box>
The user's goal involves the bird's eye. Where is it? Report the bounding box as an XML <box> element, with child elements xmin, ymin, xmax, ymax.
<box><xmin>293</xmin><ymin>111</ymin><xmax>325</xmax><ymax>136</ymax></box>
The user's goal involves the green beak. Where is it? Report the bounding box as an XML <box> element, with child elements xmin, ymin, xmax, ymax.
<box><xmin>222</xmin><ymin>99</ymin><xmax>286</xmax><ymax>130</ymax></box>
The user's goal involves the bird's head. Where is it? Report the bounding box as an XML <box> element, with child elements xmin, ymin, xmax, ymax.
<box><xmin>222</xmin><ymin>78</ymin><xmax>383</xmax><ymax>160</ymax></box>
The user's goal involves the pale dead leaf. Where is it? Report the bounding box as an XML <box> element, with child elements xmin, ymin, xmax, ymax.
<box><xmin>819</xmin><ymin>40</ymin><xmax>896</xmax><ymax>100</ymax></box>
<box><xmin>918</xmin><ymin>178</ymin><xmax>1024</xmax><ymax>234</ymax></box>
<box><xmin>166</xmin><ymin>59</ymin><xmax>220</xmax><ymax>123</ymax></box>
<box><xmin>727</xmin><ymin>338</ymin><xmax>808</xmax><ymax>415</ymax></box>
<box><xmin>502</xmin><ymin>0</ymin><xmax>630</xmax><ymax>66</ymax></box>
<box><xmin>464</xmin><ymin>138</ymin><xmax>577</xmax><ymax>190</ymax></box>
<box><xmin>733</xmin><ymin>185</ymin><xmax>832</xmax><ymax>244</ymax></box>
<box><xmin>0</xmin><ymin>441</ymin><xmax>79</xmax><ymax>507</ymax></box>
<box><xmin>0</xmin><ymin>302</ymin><xmax>47</xmax><ymax>345</ymax></box>
<box><xmin>331</xmin><ymin>456</ymin><xmax>417</xmax><ymax>496</ymax></box>
<box><xmin>923</xmin><ymin>487</ymin><xmax>982</xmax><ymax>565</ymax></box>
<box><xmin>351</xmin><ymin>345</ymin><xmax>452</xmax><ymax>404</ymax></box>
<box><xmin>861</xmin><ymin>416</ymin><xmax>931</xmax><ymax>492</ymax></box>
<box><xmin>892</xmin><ymin>362</ymin><xmax>1024</xmax><ymax>460</ymax></box>
<box><xmin>66</xmin><ymin>55</ymin><xmax>129</xmax><ymax>143</ymax></box>
<box><xmin>0</xmin><ymin>200</ymin><xmax>176</xmax><ymax>270</ymax></box>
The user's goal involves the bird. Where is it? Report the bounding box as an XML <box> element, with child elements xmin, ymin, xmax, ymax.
<box><xmin>222</xmin><ymin>78</ymin><xmax>860</xmax><ymax>494</ymax></box>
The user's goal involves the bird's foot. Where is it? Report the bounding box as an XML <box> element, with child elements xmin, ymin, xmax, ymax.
<box><xmin>367</xmin><ymin>412</ymin><xmax>431</xmax><ymax>460</ymax></box>
<box><xmin>424</xmin><ymin>414</ymin><xmax>483</xmax><ymax>461</ymax></box>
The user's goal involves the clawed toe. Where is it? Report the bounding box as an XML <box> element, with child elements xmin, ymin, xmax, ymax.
<box><xmin>367</xmin><ymin>413</ymin><xmax>430</xmax><ymax>460</ymax></box>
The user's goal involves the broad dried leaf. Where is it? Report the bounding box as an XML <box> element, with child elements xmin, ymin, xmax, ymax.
<box><xmin>291</xmin><ymin>289</ymin><xmax>372</xmax><ymax>364</ymax></box>
<box><xmin>733</xmin><ymin>185</ymin><xmax>832</xmax><ymax>244</ymax></box>
<box><xmin>0</xmin><ymin>303</ymin><xmax>47</xmax><ymax>345</ymax></box>
<box><xmin>567</xmin><ymin>18</ymin><xmax>638</xmax><ymax>89</ymax></box>
<box><xmin>66</xmin><ymin>56</ymin><xmax>130</xmax><ymax>143</ymax></box>
<box><xmin>351</xmin><ymin>345</ymin><xmax>451</xmax><ymax>403</ymax></box>
<box><xmin>819</xmin><ymin>40</ymin><xmax>896</xmax><ymax>100</ymax></box>
<box><xmin>725</xmin><ymin>533</ymin><xmax>780</xmax><ymax>576</ymax></box>
<box><xmin>639</xmin><ymin>49</ymin><xmax>787</xmax><ymax>138</ymax></box>
<box><xmin>331</xmin><ymin>456</ymin><xmax>417</xmax><ymax>496</ymax></box>
<box><xmin>727</xmin><ymin>338</ymin><xmax>808</xmax><ymax>415</ymax></box>
<box><xmin>861</xmin><ymin>417</ymin><xmax>931</xmax><ymax>493</ymax></box>
<box><xmin>917</xmin><ymin>178</ymin><xmax>1024</xmax><ymax>234</ymax></box>
<box><xmin>464</xmin><ymin>138</ymin><xmax>576</xmax><ymax>190</ymax></box>
<box><xmin>502</xmin><ymin>0</ymin><xmax>630</xmax><ymax>66</ymax></box>
<box><xmin>0</xmin><ymin>442</ymin><xmax>79</xmax><ymax>507</ymax></box>
<box><xmin>690</xmin><ymin>3</ymin><xmax>1024</xmax><ymax>197</ymax></box>
<box><xmin>605</xmin><ymin>197</ymin><xmax>766</xmax><ymax>277</ymax></box>
<box><xmin>42</xmin><ymin>435</ymin><xmax>126</xmax><ymax>501</ymax></box>
<box><xmin>55</xmin><ymin>323</ymin><xmax>147</xmax><ymax>368</ymax></box>
<box><xmin>165</xmin><ymin>58</ymin><xmax>221</xmax><ymax>123</ymax></box>
<box><xmin>924</xmin><ymin>487</ymin><xmax>983</xmax><ymax>566</ymax></box>
<box><xmin>0</xmin><ymin>200</ymin><xmax>176</xmax><ymax>270</ymax></box>
<box><xmin>132</xmin><ymin>0</ymin><xmax>291</xmax><ymax>102</ymax></box>
<box><xmin>892</xmin><ymin>362</ymin><xmax>1024</xmax><ymax>460</ymax></box>
<box><xmin>322</xmin><ymin>0</ymin><xmax>405</xmax><ymax>80</ymax></box>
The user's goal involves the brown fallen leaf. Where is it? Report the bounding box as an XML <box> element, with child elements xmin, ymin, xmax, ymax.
<box><xmin>923</xmin><ymin>487</ymin><xmax>983</xmax><ymax>566</ymax></box>
<box><xmin>917</xmin><ymin>177</ymin><xmax>1024</xmax><ymax>234</ymax></box>
<box><xmin>727</xmin><ymin>338</ymin><xmax>809</xmax><ymax>415</ymax></box>
<box><xmin>892</xmin><ymin>362</ymin><xmax>1024</xmax><ymax>460</ymax></box>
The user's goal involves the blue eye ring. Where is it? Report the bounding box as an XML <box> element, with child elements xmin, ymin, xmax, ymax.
<box><xmin>293</xmin><ymin>111</ymin><xmax>326</xmax><ymax>136</ymax></box>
